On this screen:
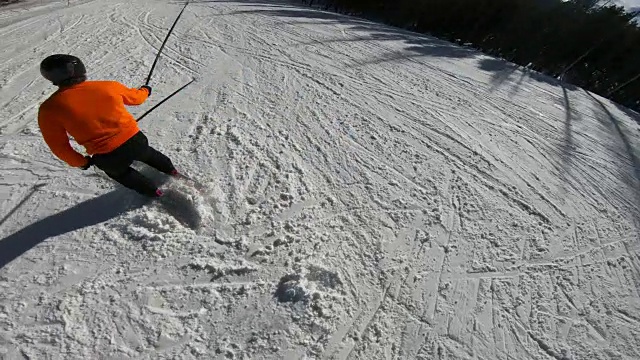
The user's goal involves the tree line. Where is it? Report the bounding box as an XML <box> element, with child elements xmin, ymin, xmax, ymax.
<box><xmin>299</xmin><ymin>0</ymin><xmax>640</xmax><ymax>112</ymax></box>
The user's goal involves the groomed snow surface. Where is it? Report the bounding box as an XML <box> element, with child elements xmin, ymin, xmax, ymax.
<box><xmin>1</xmin><ymin>0</ymin><xmax>640</xmax><ymax>359</ymax></box>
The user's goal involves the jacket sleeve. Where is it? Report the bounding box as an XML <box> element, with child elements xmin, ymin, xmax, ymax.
<box><xmin>38</xmin><ymin>107</ymin><xmax>87</xmax><ymax>168</ymax></box>
<box><xmin>116</xmin><ymin>82</ymin><xmax>150</xmax><ymax>105</ymax></box>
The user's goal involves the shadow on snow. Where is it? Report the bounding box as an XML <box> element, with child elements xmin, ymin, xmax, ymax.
<box><xmin>0</xmin><ymin>167</ymin><xmax>201</xmax><ymax>270</ymax></box>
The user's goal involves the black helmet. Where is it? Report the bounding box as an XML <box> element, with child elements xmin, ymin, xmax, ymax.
<box><xmin>40</xmin><ymin>54</ymin><xmax>86</xmax><ymax>86</ymax></box>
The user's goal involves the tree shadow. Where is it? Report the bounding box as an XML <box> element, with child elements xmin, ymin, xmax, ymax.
<box><xmin>479</xmin><ymin>57</ymin><xmax>579</xmax><ymax>97</ymax></box>
<box><xmin>173</xmin><ymin>0</ymin><xmax>295</xmax><ymax>7</ymax></box>
<box><xmin>209</xmin><ymin>4</ymin><xmax>479</xmax><ymax>65</ymax></box>
<box><xmin>559</xmin><ymin>82</ymin><xmax>580</xmax><ymax>191</ymax></box>
<box><xmin>0</xmin><ymin>0</ymin><xmax>22</xmax><ymax>7</ymax></box>
<box><xmin>586</xmin><ymin>91</ymin><xmax>640</xmax><ymax>212</ymax></box>
<box><xmin>226</xmin><ymin>7</ymin><xmax>377</xmax><ymax>25</ymax></box>
<box><xmin>479</xmin><ymin>58</ymin><xmax>522</xmax><ymax>92</ymax></box>
<box><xmin>613</xmin><ymin>103</ymin><xmax>640</xmax><ymax>125</ymax></box>
<box><xmin>296</xmin><ymin>32</ymin><xmax>412</xmax><ymax>47</ymax></box>
<box><xmin>352</xmin><ymin>43</ymin><xmax>475</xmax><ymax>67</ymax></box>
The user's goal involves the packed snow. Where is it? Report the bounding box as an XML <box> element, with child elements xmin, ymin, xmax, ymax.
<box><xmin>1</xmin><ymin>0</ymin><xmax>639</xmax><ymax>359</ymax></box>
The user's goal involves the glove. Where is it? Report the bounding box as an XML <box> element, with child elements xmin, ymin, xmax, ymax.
<box><xmin>141</xmin><ymin>85</ymin><xmax>152</xmax><ymax>96</ymax></box>
<box><xmin>80</xmin><ymin>156</ymin><xmax>93</xmax><ymax>170</ymax></box>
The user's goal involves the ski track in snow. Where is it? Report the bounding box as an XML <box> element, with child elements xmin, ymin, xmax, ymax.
<box><xmin>1</xmin><ymin>0</ymin><xmax>640</xmax><ymax>359</ymax></box>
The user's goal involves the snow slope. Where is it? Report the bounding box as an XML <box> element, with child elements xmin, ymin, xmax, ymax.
<box><xmin>1</xmin><ymin>0</ymin><xmax>640</xmax><ymax>359</ymax></box>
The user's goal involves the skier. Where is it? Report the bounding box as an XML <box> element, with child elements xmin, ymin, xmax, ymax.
<box><xmin>37</xmin><ymin>54</ymin><xmax>177</xmax><ymax>198</ymax></box>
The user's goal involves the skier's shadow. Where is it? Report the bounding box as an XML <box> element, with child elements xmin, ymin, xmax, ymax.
<box><xmin>0</xmin><ymin>167</ymin><xmax>199</xmax><ymax>270</ymax></box>
<box><xmin>0</xmin><ymin>189</ymin><xmax>145</xmax><ymax>270</ymax></box>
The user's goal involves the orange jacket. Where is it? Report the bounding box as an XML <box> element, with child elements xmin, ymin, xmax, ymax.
<box><xmin>38</xmin><ymin>81</ymin><xmax>150</xmax><ymax>167</ymax></box>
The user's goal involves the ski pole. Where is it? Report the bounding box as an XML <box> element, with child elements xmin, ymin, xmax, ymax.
<box><xmin>137</xmin><ymin>79</ymin><xmax>195</xmax><ymax>122</ymax></box>
<box><xmin>145</xmin><ymin>1</ymin><xmax>190</xmax><ymax>86</ymax></box>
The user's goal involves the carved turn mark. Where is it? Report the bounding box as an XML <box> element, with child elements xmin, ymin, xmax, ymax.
<box><xmin>432</xmin><ymin>178</ymin><xmax>457</xmax><ymax>321</ymax></box>
<box><xmin>527</xmin><ymin>331</ymin><xmax>564</xmax><ymax>360</ymax></box>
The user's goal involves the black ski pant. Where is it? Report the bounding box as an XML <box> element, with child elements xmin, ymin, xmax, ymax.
<box><xmin>91</xmin><ymin>131</ymin><xmax>175</xmax><ymax>197</ymax></box>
